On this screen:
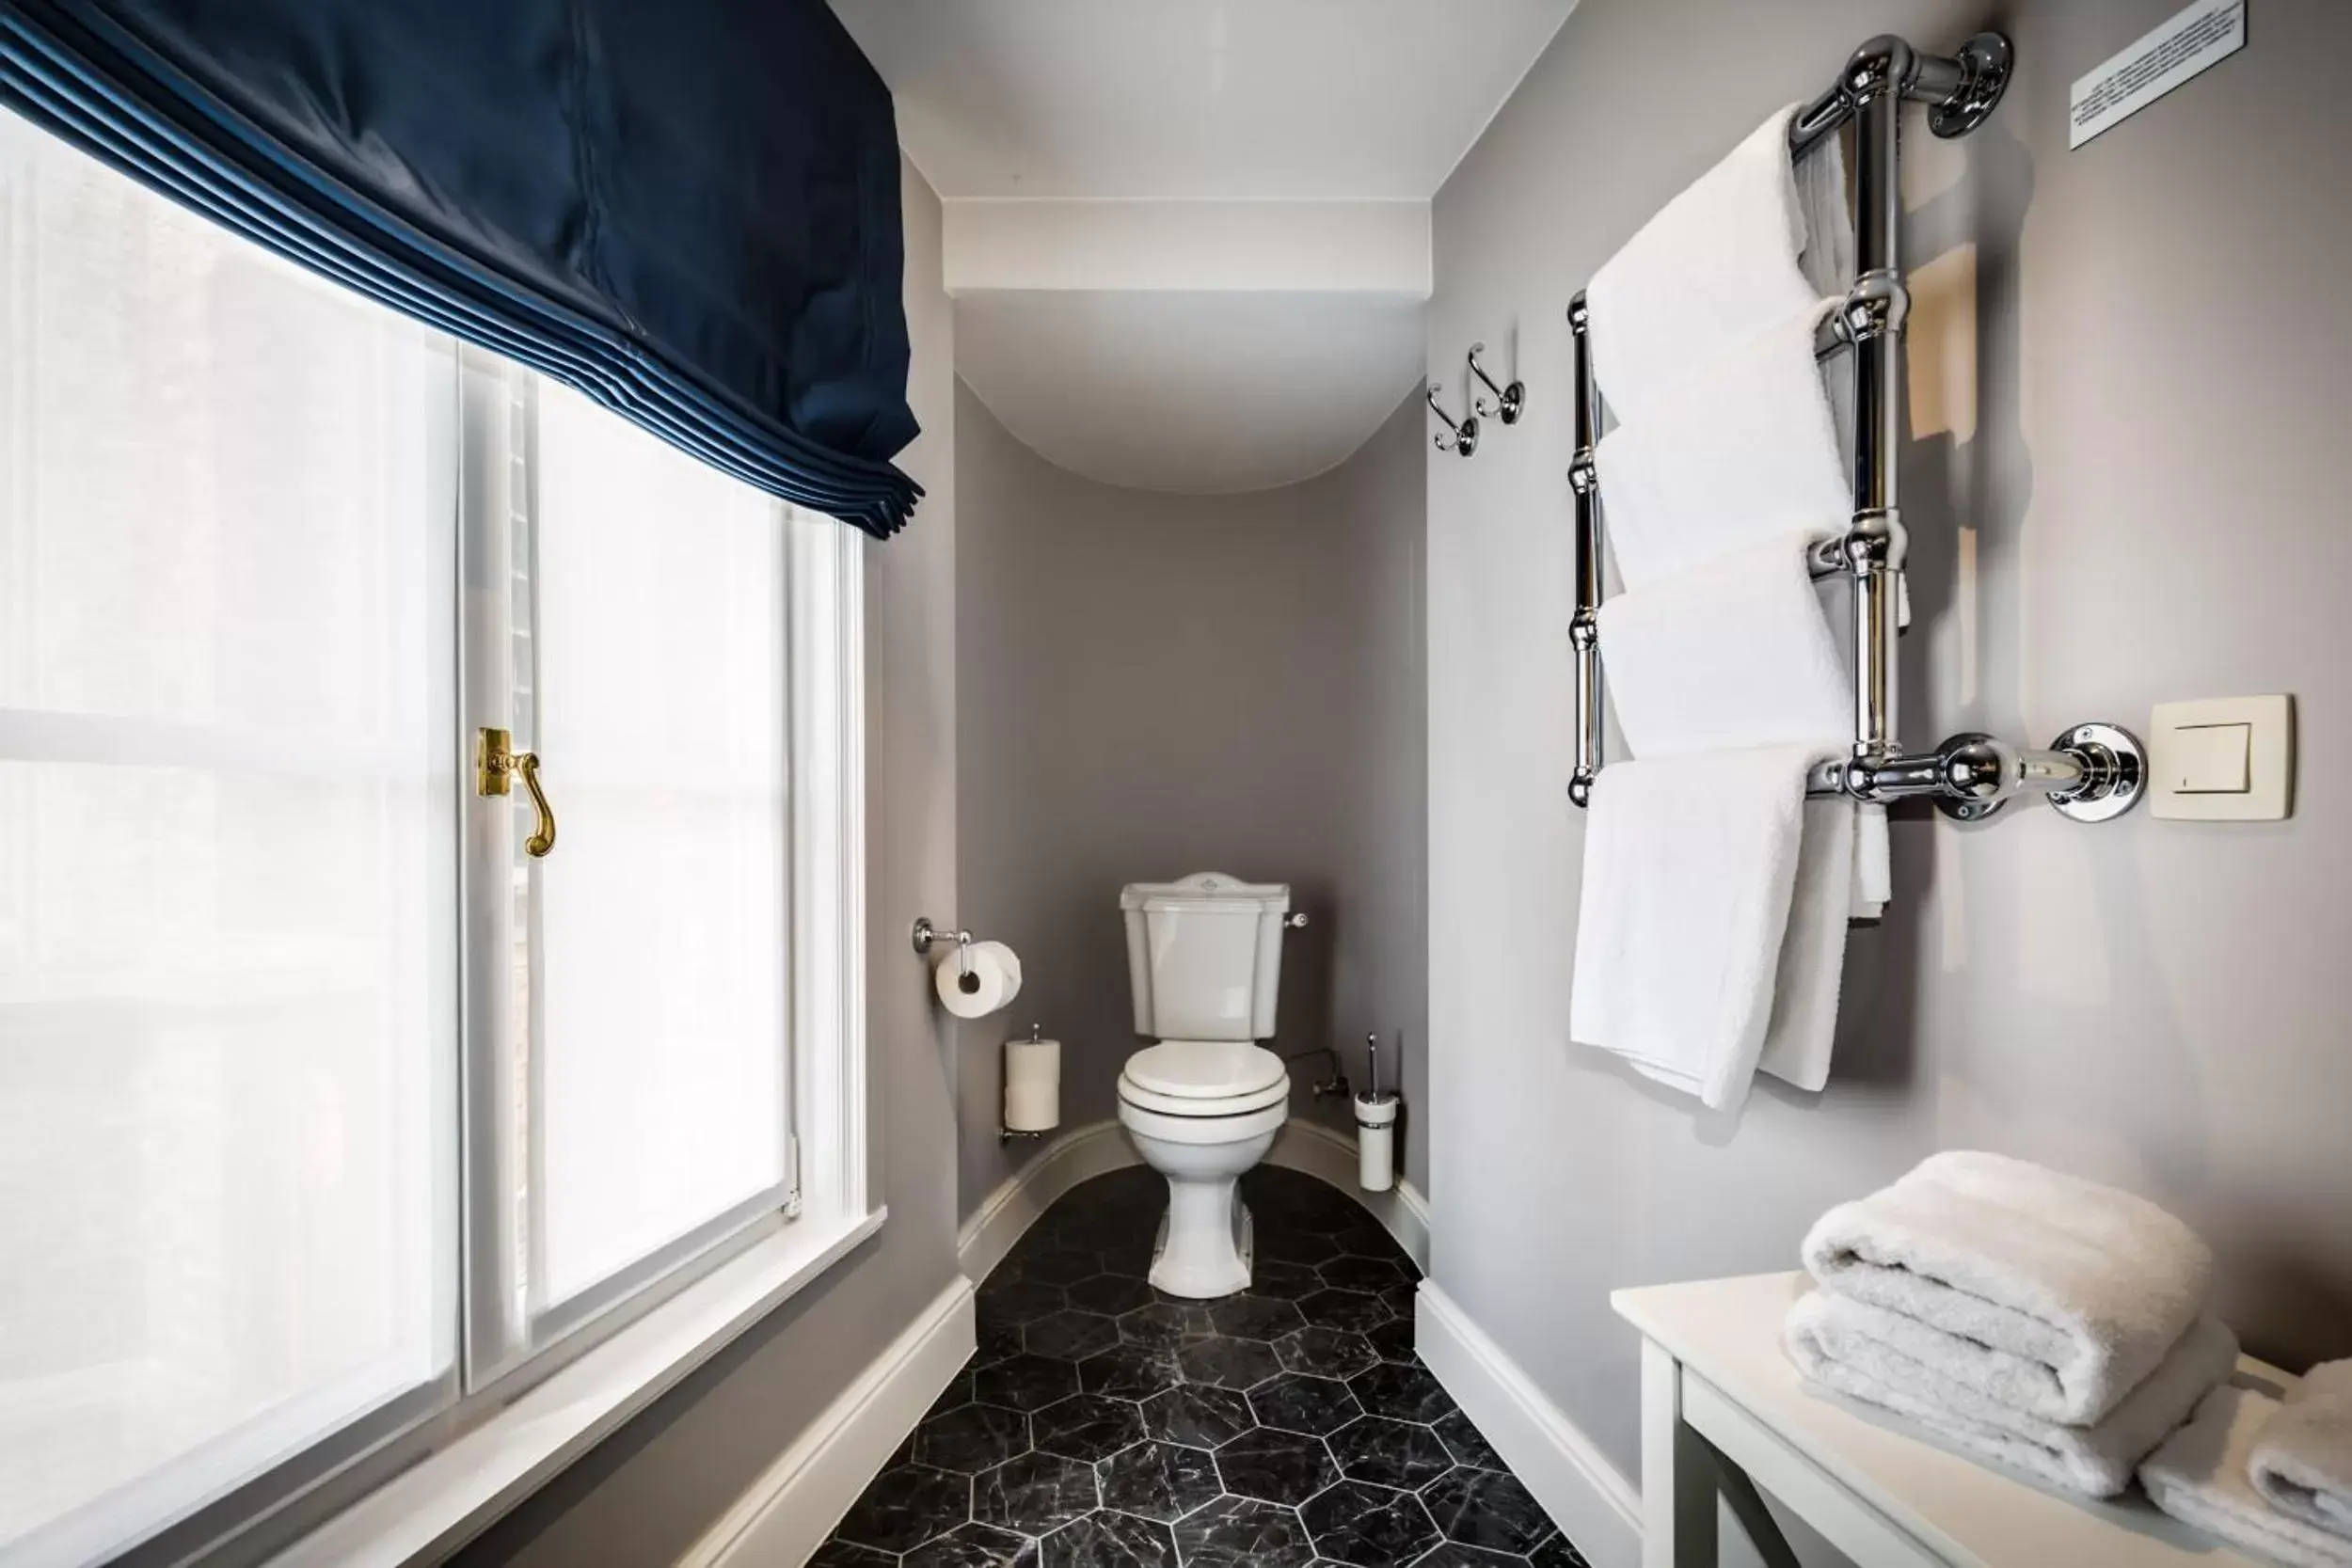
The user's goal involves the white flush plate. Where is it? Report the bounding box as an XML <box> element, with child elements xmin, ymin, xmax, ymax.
<box><xmin>2149</xmin><ymin>695</ymin><xmax>2294</xmax><ymax>820</ymax></box>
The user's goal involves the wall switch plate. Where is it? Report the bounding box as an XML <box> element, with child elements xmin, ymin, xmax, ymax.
<box><xmin>2149</xmin><ymin>695</ymin><xmax>2294</xmax><ymax>820</ymax></box>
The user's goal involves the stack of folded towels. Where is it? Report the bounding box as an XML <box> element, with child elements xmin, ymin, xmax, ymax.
<box><xmin>2141</xmin><ymin>1360</ymin><xmax>2352</xmax><ymax>1567</ymax></box>
<box><xmin>1569</xmin><ymin>104</ymin><xmax>1888</xmax><ymax>1113</ymax></box>
<box><xmin>1784</xmin><ymin>1150</ymin><xmax>2239</xmax><ymax>1497</ymax></box>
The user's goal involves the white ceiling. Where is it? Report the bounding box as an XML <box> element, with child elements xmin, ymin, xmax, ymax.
<box><xmin>831</xmin><ymin>0</ymin><xmax>1576</xmax><ymax>490</ymax></box>
<box><xmin>956</xmin><ymin>291</ymin><xmax>1426</xmax><ymax>495</ymax></box>
<box><xmin>832</xmin><ymin>0</ymin><xmax>1576</xmax><ymax>200</ymax></box>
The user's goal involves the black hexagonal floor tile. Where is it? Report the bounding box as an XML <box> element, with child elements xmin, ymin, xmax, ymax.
<box><xmin>1421</xmin><ymin>1466</ymin><xmax>1555</xmax><ymax>1556</ymax></box>
<box><xmin>1295</xmin><ymin>1288</ymin><xmax>1392</xmax><ymax>1334</ymax></box>
<box><xmin>1208</xmin><ymin>1293</ymin><xmax>1307</xmax><ymax>1341</ymax></box>
<box><xmin>1117</xmin><ymin>1301</ymin><xmax>1210</xmax><ymax>1352</ymax></box>
<box><xmin>977</xmin><ymin>1319</ymin><xmax>1026</xmax><ymax>1368</ymax></box>
<box><xmin>973</xmin><ymin>1449</ymin><xmax>1098</xmax><ymax>1537</ymax></box>
<box><xmin>1432</xmin><ymin>1408</ymin><xmax>1505</xmax><ymax>1471</ymax></box>
<box><xmin>975</xmin><ymin>1353</ymin><xmax>1081</xmax><ymax>1413</ymax></box>
<box><xmin>1299</xmin><ymin>1479</ymin><xmax>1441</xmax><ymax>1567</ymax></box>
<box><xmin>1327</xmin><ymin>1416</ymin><xmax>1451</xmax><ymax>1490</ymax></box>
<box><xmin>1273</xmin><ymin>1325</ymin><xmax>1377</xmax><ymax>1381</ymax></box>
<box><xmin>901</xmin><ymin>1519</ymin><xmax>1040</xmax><ymax>1567</ymax></box>
<box><xmin>1038</xmin><ymin>1510</ymin><xmax>1177</xmax><ymax>1567</ymax></box>
<box><xmin>1248</xmin><ymin>1372</ymin><xmax>1362</xmax><ymax>1435</ymax></box>
<box><xmin>1178</xmin><ymin>1334</ymin><xmax>1283</xmax><ymax>1389</ymax></box>
<box><xmin>914</xmin><ymin>1402</ymin><xmax>1030</xmax><ymax>1473</ymax></box>
<box><xmin>1020</xmin><ymin>1248</ymin><xmax>1105</xmax><ymax>1287</ymax></box>
<box><xmin>978</xmin><ymin>1277</ymin><xmax>1068</xmax><ymax>1328</ymax></box>
<box><xmin>1411</xmin><ymin>1544</ymin><xmax>1530</xmax><ymax>1566</ymax></box>
<box><xmin>1136</xmin><ymin>1384</ymin><xmax>1255</xmax><ymax>1449</ymax></box>
<box><xmin>1379</xmin><ymin>1282</ymin><xmax>1419</xmax><ymax>1321</ymax></box>
<box><xmin>834</xmin><ymin>1464</ymin><xmax>973</xmax><ymax>1554</ymax></box>
<box><xmin>1032</xmin><ymin>1393</ymin><xmax>1148</xmax><ymax>1464</ymax></box>
<box><xmin>1079</xmin><ymin>1342</ymin><xmax>1184</xmax><ymax>1400</ymax></box>
<box><xmin>1317</xmin><ymin>1255</ymin><xmax>1412</xmax><ymax>1294</ymax></box>
<box><xmin>1214</xmin><ymin>1426</ymin><xmax>1339</xmax><ymax>1506</ymax></box>
<box><xmin>1365</xmin><ymin>1317</ymin><xmax>1416</xmax><ymax>1365</ymax></box>
<box><xmin>1026</xmin><ymin>1308</ymin><xmax>1123</xmax><ymax>1363</ymax></box>
<box><xmin>1172</xmin><ymin>1495</ymin><xmax>1318</xmax><ymax>1568</ymax></box>
<box><xmin>1529</xmin><ymin>1529</ymin><xmax>1596</xmax><ymax>1566</ymax></box>
<box><xmin>1066</xmin><ymin>1274</ymin><xmax>1156</xmax><ymax>1316</ymax></box>
<box><xmin>808</xmin><ymin>1540</ymin><xmax>898</xmax><ymax>1567</ymax></box>
<box><xmin>1348</xmin><ymin>1360</ymin><xmax>1455</xmax><ymax>1424</ymax></box>
<box><xmin>1333</xmin><ymin>1225</ymin><xmax>1400</xmax><ymax>1259</ymax></box>
<box><xmin>1094</xmin><ymin>1439</ymin><xmax>1220</xmax><ymax>1522</ymax></box>
<box><xmin>1244</xmin><ymin>1259</ymin><xmax>1325</xmax><ymax>1300</ymax></box>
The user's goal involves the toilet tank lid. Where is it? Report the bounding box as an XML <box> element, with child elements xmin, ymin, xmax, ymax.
<box><xmin>1125</xmin><ymin>1040</ymin><xmax>1287</xmax><ymax>1100</ymax></box>
<box><xmin>1120</xmin><ymin>872</ymin><xmax>1290</xmax><ymax>913</ymax></box>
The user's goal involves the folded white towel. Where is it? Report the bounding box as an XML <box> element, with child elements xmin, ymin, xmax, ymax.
<box><xmin>1587</xmin><ymin>105</ymin><xmax>1844</xmax><ymax>425</ymax></box>
<box><xmin>1596</xmin><ymin>303</ymin><xmax>1854</xmax><ymax>594</ymax></box>
<box><xmin>1596</xmin><ymin>533</ymin><xmax>1849</xmax><ymax>760</ymax></box>
<box><xmin>1788</xmin><ymin>1291</ymin><xmax>2237</xmax><ymax>1497</ymax></box>
<box><xmin>1754</xmin><ymin>798</ymin><xmax>1855</xmax><ymax>1093</ymax></box>
<box><xmin>2145</xmin><ymin>1386</ymin><xmax>2352</xmax><ymax>1568</ymax></box>
<box><xmin>1570</xmin><ymin>749</ymin><xmax>1812</xmax><ymax>1112</ymax></box>
<box><xmin>2255</xmin><ymin>1360</ymin><xmax>2352</xmax><ymax>1538</ymax></box>
<box><xmin>1801</xmin><ymin>1150</ymin><xmax>2217</xmax><ymax>1425</ymax></box>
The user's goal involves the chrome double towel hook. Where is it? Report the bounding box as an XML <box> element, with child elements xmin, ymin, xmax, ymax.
<box><xmin>1426</xmin><ymin>381</ymin><xmax>1478</xmax><ymax>456</ymax></box>
<box><xmin>1467</xmin><ymin>342</ymin><xmax>1525</xmax><ymax>424</ymax></box>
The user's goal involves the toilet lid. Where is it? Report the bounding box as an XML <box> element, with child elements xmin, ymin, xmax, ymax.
<box><xmin>1123</xmin><ymin>1040</ymin><xmax>1286</xmax><ymax>1101</ymax></box>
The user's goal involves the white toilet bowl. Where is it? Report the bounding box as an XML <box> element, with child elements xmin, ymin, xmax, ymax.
<box><xmin>1116</xmin><ymin>1039</ymin><xmax>1290</xmax><ymax>1298</ymax></box>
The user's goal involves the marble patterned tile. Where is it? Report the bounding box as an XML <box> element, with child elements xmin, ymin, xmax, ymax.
<box><xmin>1366</xmin><ymin>1316</ymin><xmax>1417</xmax><ymax>1365</ymax></box>
<box><xmin>1176</xmin><ymin>1334</ymin><xmax>1283</xmax><ymax>1390</ymax></box>
<box><xmin>974</xmin><ymin>1353</ymin><xmax>1081</xmax><ymax>1413</ymax></box>
<box><xmin>807</xmin><ymin>1540</ymin><xmax>897</xmax><ymax>1567</ymax></box>
<box><xmin>1528</xmin><ymin>1529</ymin><xmax>1594</xmax><ymax>1566</ymax></box>
<box><xmin>1038</xmin><ymin>1510</ymin><xmax>1178</xmax><ymax>1568</ymax></box>
<box><xmin>1295</xmin><ymin>1288</ymin><xmax>1394</xmax><ymax>1334</ymax></box>
<box><xmin>1032</xmin><ymin>1394</ymin><xmax>1148</xmax><ymax>1464</ymax></box>
<box><xmin>1318</xmin><ymin>1256</ymin><xmax>1413</xmax><ymax>1294</ymax></box>
<box><xmin>1421</xmin><ymin>1466</ymin><xmax>1554</xmax><ymax>1556</ymax></box>
<box><xmin>1171</xmin><ymin>1495</ymin><xmax>1318</xmax><ymax>1568</ymax></box>
<box><xmin>1135</xmin><ymin>1384</ymin><xmax>1254</xmax><ymax>1449</ymax></box>
<box><xmin>1116</xmin><ymin>1301</ymin><xmax>1210</xmax><ymax>1352</ymax></box>
<box><xmin>1348</xmin><ymin>1361</ymin><xmax>1456</xmax><ymax>1425</ymax></box>
<box><xmin>1245</xmin><ymin>1259</ymin><xmax>1327</xmax><ymax>1301</ymax></box>
<box><xmin>1299</xmin><ymin>1479</ymin><xmax>1442</xmax><ymax>1567</ymax></box>
<box><xmin>1208</xmin><ymin>1293</ymin><xmax>1308</xmax><ymax>1342</ymax></box>
<box><xmin>901</xmin><ymin>1519</ymin><xmax>1041</xmax><ymax>1567</ymax></box>
<box><xmin>1327</xmin><ymin>1415</ymin><xmax>1451</xmax><ymax>1490</ymax></box>
<box><xmin>1274</xmin><ymin>1325</ymin><xmax>1378</xmax><ymax>1381</ymax></box>
<box><xmin>914</xmin><ymin>1402</ymin><xmax>1031</xmax><ymax>1473</ymax></box>
<box><xmin>973</xmin><ymin>1450</ymin><xmax>1100</xmax><ymax>1537</ymax></box>
<box><xmin>1066</xmin><ymin>1274</ymin><xmax>1156</xmax><ymax>1316</ymax></box>
<box><xmin>833</xmin><ymin>1465</ymin><xmax>973</xmax><ymax>1554</ymax></box>
<box><xmin>1214</xmin><ymin>1426</ymin><xmax>1339</xmax><ymax>1506</ymax></box>
<box><xmin>1432</xmin><ymin>1409</ymin><xmax>1504</xmax><ymax>1472</ymax></box>
<box><xmin>1248</xmin><ymin>1372</ymin><xmax>1363</xmax><ymax>1435</ymax></box>
<box><xmin>1093</xmin><ymin>1439</ymin><xmax>1220</xmax><ymax>1522</ymax></box>
<box><xmin>979</xmin><ymin>1278</ymin><xmax>1071</xmax><ymax>1329</ymax></box>
<box><xmin>1026</xmin><ymin>1308</ymin><xmax>1124</xmax><ymax>1363</ymax></box>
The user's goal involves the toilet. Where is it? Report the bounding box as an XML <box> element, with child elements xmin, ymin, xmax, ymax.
<box><xmin>1116</xmin><ymin>872</ymin><xmax>1293</xmax><ymax>1298</ymax></box>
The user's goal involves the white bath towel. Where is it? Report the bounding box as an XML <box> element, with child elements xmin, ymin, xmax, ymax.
<box><xmin>1801</xmin><ymin>1151</ymin><xmax>2217</xmax><ymax>1426</ymax></box>
<box><xmin>1569</xmin><ymin>749</ymin><xmax>1813</xmax><ymax>1111</ymax></box>
<box><xmin>1587</xmin><ymin>104</ymin><xmax>1848</xmax><ymax>425</ymax></box>
<box><xmin>1788</xmin><ymin>1291</ymin><xmax>2237</xmax><ymax>1497</ymax></box>
<box><xmin>2255</xmin><ymin>1360</ymin><xmax>2352</xmax><ymax>1538</ymax></box>
<box><xmin>1754</xmin><ymin>798</ymin><xmax>1856</xmax><ymax>1093</ymax></box>
<box><xmin>2145</xmin><ymin>1386</ymin><xmax>2352</xmax><ymax>1568</ymax></box>
<box><xmin>1595</xmin><ymin>533</ymin><xmax>1849</xmax><ymax>760</ymax></box>
<box><xmin>1596</xmin><ymin>303</ymin><xmax>1854</xmax><ymax>594</ymax></box>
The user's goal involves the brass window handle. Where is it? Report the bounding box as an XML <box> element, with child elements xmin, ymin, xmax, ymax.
<box><xmin>476</xmin><ymin>726</ymin><xmax>557</xmax><ymax>857</ymax></box>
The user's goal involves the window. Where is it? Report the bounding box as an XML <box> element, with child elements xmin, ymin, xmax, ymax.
<box><xmin>0</xmin><ymin>109</ymin><xmax>865</xmax><ymax>1567</ymax></box>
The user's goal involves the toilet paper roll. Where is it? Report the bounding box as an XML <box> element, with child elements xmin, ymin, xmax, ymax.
<box><xmin>1005</xmin><ymin>1035</ymin><xmax>1061</xmax><ymax>1132</ymax></box>
<box><xmin>935</xmin><ymin>940</ymin><xmax>1023</xmax><ymax>1019</ymax></box>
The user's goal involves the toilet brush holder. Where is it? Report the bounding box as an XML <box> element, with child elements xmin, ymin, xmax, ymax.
<box><xmin>1355</xmin><ymin>1091</ymin><xmax>1399</xmax><ymax>1193</ymax></box>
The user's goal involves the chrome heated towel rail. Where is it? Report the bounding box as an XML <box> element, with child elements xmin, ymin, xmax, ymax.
<box><xmin>1566</xmin><ymin>33</ymin><xmax>2146</xmax><ymax>829</ymax></box>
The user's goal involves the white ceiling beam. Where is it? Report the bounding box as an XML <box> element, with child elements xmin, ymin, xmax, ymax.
<box><xmin>942</xmin><ymin>199</ymin><xmax>1429</xmax><ymax>298</ymax></box>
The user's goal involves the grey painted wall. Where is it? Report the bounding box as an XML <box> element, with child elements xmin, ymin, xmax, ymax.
<box><xmin>1428</xmin><ymin>0</ymin><xmax>2352</xmax><ymax>1529</ymax></box>
<box><xmin>953</xmin><ymin>384</ymin><xmax>1428</xmax><ymax>1219</ymax></box>
<box><xmin>453</xmin><ymin>156</ymin><xmax>962</xmax><ymax>1566</ymax></box>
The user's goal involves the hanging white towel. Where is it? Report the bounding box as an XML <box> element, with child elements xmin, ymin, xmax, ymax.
<box><xmin>1596</xmin><ymin>303</ymin><xmax>1854</xmax><ymax>594</ymax></box>
<box><xmin>2254</xmin><ymin>1360</ymin><xmax>2352</xmax><ymax>1538</ymax></box>
<box><xmin>2144</xmin><ymin>1386</ymin><xmax>2352</xmax><ymax>1568</ymax></box>
<box><xmin>1569</xmin><ymin>749</ymin><xmax>1813</xmax><ymax>1112</ymax></box>
<box><xmin>1596</xmin><ymin>533</ymin><xmax>1849</xmax><ymax>759</ymax></box>
<box><xmin>1788</xmin><ymin>1291</ymin><xmax>2239</xmax><ymax>1498</ymax></box>
<box><xmin>1800</xmin><ymin>1150</ymin><xmax>2217</xmax><ymax>1426</ymax></box>
<box><xmin>1755</xmin><ymin>798</ymin><xmax>1857</xmax><ymax>1092</ymax></box>
<box><xmin>1587</xmin><ymin>104</ymin><xmax>1847</xmax><ymax>424</ymax></box>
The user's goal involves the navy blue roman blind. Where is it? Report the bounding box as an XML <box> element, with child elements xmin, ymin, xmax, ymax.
<box><xmin>0</xmin><ymin>0</ymin><xmax>923</xmax><ymax>535</ymax></box>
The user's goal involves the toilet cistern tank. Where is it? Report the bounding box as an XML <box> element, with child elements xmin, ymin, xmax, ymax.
<box><xmin>1121</xmin><ymin>873</ymin><xmax>1292</xmax><ymax>1041</ymax></box>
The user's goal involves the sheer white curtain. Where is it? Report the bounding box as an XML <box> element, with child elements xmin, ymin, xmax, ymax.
<box><xmin>525</xmin><ymin>382</ymin><xmax>790</xmax><ymax>1311</ymax></box>
<box><xmin>0</xmin><ymin>113</ymin><xmax>457</xmax><ymax>1560</ymax></box>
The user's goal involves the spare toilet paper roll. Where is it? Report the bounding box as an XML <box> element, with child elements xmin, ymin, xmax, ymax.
<box><xmin>935</xmin><ymin>940</ymin><xmax>1022</xmax><ymax>1019</ymax></box>
<box><xmin>1005</xmin><ymin>1035</ymin><xmax>1061</xmax><ymax>1132</ymax></box>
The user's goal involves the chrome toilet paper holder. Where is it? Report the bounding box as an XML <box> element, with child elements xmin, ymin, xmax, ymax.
<box><xmin>910</xmin><ymin>915</ymin><xmax>974</xmax><ymax>978</ymax></box>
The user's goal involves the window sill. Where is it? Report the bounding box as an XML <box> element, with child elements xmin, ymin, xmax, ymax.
<box><xmin>266</xmin><ymin>1206</ymin><xmax>887</xmax><ymax>1568</ymax></box>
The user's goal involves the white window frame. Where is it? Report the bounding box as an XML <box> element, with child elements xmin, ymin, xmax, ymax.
<box><xmin>26</xmin><ymin>343</ymin><xmax>876</xmax><ymax>1568</ymax></box>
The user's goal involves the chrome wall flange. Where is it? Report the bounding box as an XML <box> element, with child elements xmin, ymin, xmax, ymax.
<box><xmin>2045</xmin><ymin>722</ymin><xmax>2147</xmax><ymax>823</ymax></box>
<box><xmin>1930</xmin><ymin>32</ymin><xmax>2013</xmax><ymax>138</ymax></box>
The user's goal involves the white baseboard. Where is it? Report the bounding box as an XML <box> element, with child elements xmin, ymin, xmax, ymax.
<box><xmin>957</xmin><ymin>1121</ymin><xmax>1136</xmax><ymax>1282</ymax></box>
<box><xmin>676</xmin><ymin>1277</ymin><xmax>975</xmax><ymax>1568</ymax></box>
<box><xmin>956</xmin><ymin>1117</ymin><xmax>1430</xmax><ymax>1278</ymax></box>
<box><xmin>1415</xmin><ymin>1281</ymin><xmax>1643</xmax><ymax>1568</ymax></box>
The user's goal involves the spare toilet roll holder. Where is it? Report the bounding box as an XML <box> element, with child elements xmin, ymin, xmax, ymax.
<box><xmin>1001</xmin><ymin>1022</ymin><xmax>1052</xmax><ymax>1145</ymax></box>
<box><xmin>1563</xmin><ymin>30</ymin><xmax>2149</xmax><ymax>833</ymax></box>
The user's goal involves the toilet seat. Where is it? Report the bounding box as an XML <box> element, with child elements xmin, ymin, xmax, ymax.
<box><xmin>1117</xmin><ymin>1073</ymin><xmax>1290</xmax><ymax>1119</ymax></box>
<box><xmin>1119</xmin><ymin>1040</ymin><xmax>1288</xmax><ymax>1118</ymax></box>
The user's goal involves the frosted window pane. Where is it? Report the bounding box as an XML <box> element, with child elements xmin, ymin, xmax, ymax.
<box><xmin>530</xmin><ymin>381</ymin><xmax>787</xmax><ymax>1308</ymax></box>
<box><xmin>0</xmin><ymin>113</ymin><xmax>456</xmax><ymax>1559</ymax></box>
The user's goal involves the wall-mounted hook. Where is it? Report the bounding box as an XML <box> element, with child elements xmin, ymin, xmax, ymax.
<box><xmin>1426</xmin><ymin>381</ymin><xmax>1479</xmax><ymax>457</ymax></box>
<box><xmin>1467</xmin><ymin>342</ymin><xmax>1525</xmax><ymax>425</ymax></box>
